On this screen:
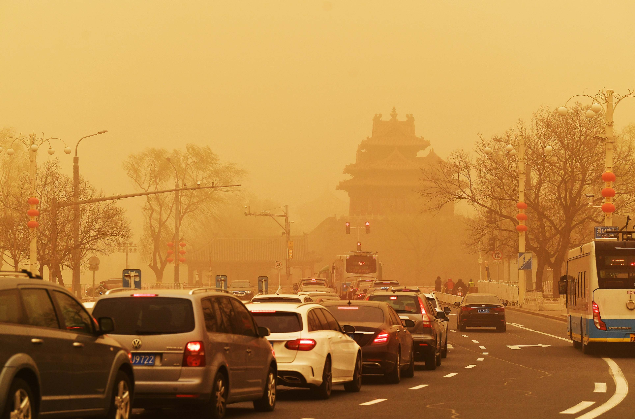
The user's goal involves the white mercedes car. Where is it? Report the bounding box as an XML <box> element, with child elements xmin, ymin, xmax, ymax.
<box><xmin>246</xmin><ymin>302</ymin><xmax>362</xmax><ymax>399</ymax></box>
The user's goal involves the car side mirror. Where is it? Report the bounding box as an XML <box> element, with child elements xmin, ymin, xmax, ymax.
<box><xmin>258</xmin><ymin>326</ymin><xmax>270</xmax><ymax>337</ymax></box>
<box><xmin>443</xmin><ymin>306</ymin><xmax>451</xmax><ymax>315</ymax></box>
<box><xmin>97</xmin><ymin>317</ymin><xmax>115</xmax><ymax>335</ymax></box>
<box><xmin>453</xmin><ymin>302</ymin><xmax>460</xmax><ymax>308</ymax></box>
<box><xmin>401</xmin><ymin>319</ymin><xmax>415</xmax><ymax>328</ymax></box>
<box><xmin>558</xmin><ymin>278</ymin><xmax>568</xmax><ymax>295</ymax></box>
<box><xmin>342</xmin><ymin>324</ymin><xmax>356</xmax><ymax>334</ymax></box>
<box><xmin>436</xmin><ymin>310</ymin><xmax>448</xmax><ymax>321</ymax></box>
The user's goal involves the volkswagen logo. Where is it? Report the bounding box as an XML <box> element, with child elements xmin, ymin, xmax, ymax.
<box><xmin>132</xmin><ymin>339</ymin><xmax>142</xmax><ymax>350</ymax></box>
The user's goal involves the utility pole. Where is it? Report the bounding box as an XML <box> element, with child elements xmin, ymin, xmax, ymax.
<box><xmin>604</xmin><ymin>90</ymin><xmax>615</xmax><ymax>227</ymax></box>
<box><xmin>517</xmin><ymin>134</ymin><xmax>527</xmax><ymax>305</ymax></box>
<box><xmin>174</xmin><ymin>180</ymin><xmax>181</xmax><ymax>284</ymax></box>
<box><xmin>28</xmin><ymin>134</ymin><xmax>37</xmax><ymax>274</ymax></box>
<box><xmin>245</xmin><ymin>205</ymin><xmax>292</xmax><ymax>286</ymax></box>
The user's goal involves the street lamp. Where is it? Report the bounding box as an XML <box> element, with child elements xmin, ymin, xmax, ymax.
<box><xmin>1</xmin><ymin>133</ymin><xmax>71</xmax><ymax>274</ymax></box>
<box><xmin>166</xmin><ymin>157</ymin><xmax>182</xmax><ymax>284</ymax></box>
<box><xmin>72</xmin><ymin>130</ymin><xmax>108</xmax><ymax>297</ymax></box>
<box><xmin>558</xmin><ymin>89</ymin><xmax>634</xmax><ymax>226</ymax></box>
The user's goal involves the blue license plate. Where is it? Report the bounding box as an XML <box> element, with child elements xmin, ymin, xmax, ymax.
<box><xmin>478</xmin><ymin>309</ymin><xmax>489</xmax><ymax>314</ymax></box>
<box><xmin>131</xmin><ymin>354</ymin><xmax>155</xmax><ymax>366</ymax></box>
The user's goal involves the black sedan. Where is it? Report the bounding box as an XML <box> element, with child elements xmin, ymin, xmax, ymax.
<box><xmin>456</xmin><ymin>293</ymin><xmax>506</xmax><ymax>332</ymax></box>
<box><xmin>322</xmin><ymin>300</ymin><xmax>415</xmax><ymax>384</ymax></box>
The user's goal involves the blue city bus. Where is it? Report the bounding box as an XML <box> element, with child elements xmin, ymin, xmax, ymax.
<box><xmin>563</xmin><ymin>238</ymin><xmax>635</xmax><ymax>353</ymax></box>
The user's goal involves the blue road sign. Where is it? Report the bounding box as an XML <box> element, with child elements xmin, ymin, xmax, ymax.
<box><xmin>594</xmin><ymin>226</ymin><xmax>619</xmax><ymax>239</ymax></box>
<box><xmin>258</xmin><ymin>276</ymin><xmax>269</xmax><ymax>294</ymax></box>
<box><xmin>518</xmin><ymin>252</ymin><xmax>532</xmax><ymax>271</ymax></box>
<box><xmin>122</xmin><ymin>269</ymin><xmax>142</xmax><ymax>289</ymax></box>
<box><xmin>215</xmin><ymin>275</ymin><xmax>228</xmax><ymax>290</ymax></box>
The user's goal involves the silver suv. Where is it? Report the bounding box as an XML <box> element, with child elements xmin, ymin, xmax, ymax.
<box><xmin>91</xmin><ymin>287</ymin><xmax>277</xmax><ymax>419</ymax></box>
<box><xmin>0</xmin><ymin>273</ymin><xmax>133</xmax><ymax>419</ymax></box>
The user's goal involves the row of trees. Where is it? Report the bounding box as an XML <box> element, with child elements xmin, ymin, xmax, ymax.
<box><xmin>422</xmin><ymin>105</ymin><xmax>635</xmax><ymax>291</ymax></box>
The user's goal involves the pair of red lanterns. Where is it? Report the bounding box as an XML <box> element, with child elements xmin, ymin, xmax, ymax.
<box><xmin>515</xmin><ymin>201</ymin><xmax>528</xmax><ymax>232</ymax></box>
<box><xmin>27</xmin><ymin>197</ymin><xmax>40</xmax><ymax>229</ymax></box>
<box><xmin>600</xmin><ymin>171</ymin><xmax>616</xmax><ymax>214</ymax></box>
<box><xmin>167</xmin><ymin>241</ymin><xmax>186</xmax><ymax>263</ymax></box>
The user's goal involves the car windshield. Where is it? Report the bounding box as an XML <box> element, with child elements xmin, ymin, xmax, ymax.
<box><xmin>92</xmin><ymin>297</ymin><xmax>195</xmax><ymax>335</ymax></box>
<box><xmin>368</xmin><ymin>295</ymin><xmax>420</xmax><ymax>313</ymax></box>
<box><xmin>251</xmin><ymin>312</ymin><xmax>303</xmax><ymax>333</ymax></box>
<box><xmin>326</xmin><ymin>305</ymin><xmax>384</xmax><ymax>324</ymax></box>
<box><xmin>463</xmin><ymin>295</ymin><xmax>501</xmax><ymax>306</ymax></box>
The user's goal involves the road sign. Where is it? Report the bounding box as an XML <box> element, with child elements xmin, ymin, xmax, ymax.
<box><xmin>518</xmin><ymin>252</ymin><xmax>532</xmax><ymax>271</ymax></box>
<box><xmin>594</xmin><ymin>226</ymin><xmax>619</xmax><ymax>239</ymax></box>
<box><xmin>88</xmin><ymin>256</ymin><xmax>100</xmax><ymax>271</ymax></box>
<box><xmin>258</xmin><ymin>276</ymin><xmax>269</xmax><ymax>294</ymax></box>
<box><xmin>492</xmin><ymin>251</ymin><xmax>502</xmax><ymax>261</ymax></box>
<box><xmin>122</xmin><ymin>269</ymin><xmax>141</xmax><ymax>289</ymax></box>
<box><xmin>215</xmin><ymin>275</ymin><xmax>227</xmax><ymax>290</ymax></box>
<box><xmin>507</xmin><ymin>344</ymin><xmax>550</xmax><ymax>350</ymax></box>
<box><xmin>275</xmin><ymin>261</ymin><xmax>282</xmax><ymax>269</ymax></box>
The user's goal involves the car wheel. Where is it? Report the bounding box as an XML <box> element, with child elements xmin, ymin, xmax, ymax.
<box><xmin>204</xmin><ymin>371</ymin><xmax>228</xmax><ymax>419</ymax></box>
<box><xmin>2</xmin><ymin>378</ymin><xmax>34</xmax><ymax>419</ymax></box>
<box><xmin>582</xmin><ymin>339</ymin><xmax>593</xmax><ymax>355</ymax></box>
<box><xmin>314</xmin><ymin>358</ymin><xmax>332</xmax><ymax>399</ymax></box>
<box><xmin>344</xmin><ymin>354</ymin><xmax>363</xmax><ymax>392</ymax></box>
<box><xmin>424</xmin><ymin>349</ymin><xmax>437</xmax><ymax>371</ymax></box>
<box><xmin>103</xmin><ymin>371</ymin><xmax>132</xmax><ymax>419</ymax></box>
<box><xmin>402</xmin><ymin>348</ymin><xmax>415</xmax><ymax>378</ymax></box>
<box><xmin>253</xmin><ymin>367</ymin><xmax>276</xmax><ymax>412</ymax></box>
<box><xmin>572</xmin><ymin>337</ymin><xmax>582</xmax><ymax>349</ymax></box>
<box><xmin>435</xmin><ymin>347</ymin><xmax>442</xmax><ymax>367</ymax></box>
<box><xmin>497</xmin><ymin>324</ymin><xmax>506</xmax><ymax>333</ymax></box>
<box><xmin>385</xmin><ymin>351</ymin><xmax>401</xmax><ymax>384</ymax></box>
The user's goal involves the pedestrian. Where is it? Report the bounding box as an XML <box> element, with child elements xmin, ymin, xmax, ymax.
<box><xmin>435</xmin><ymin>276</ymin><xmax>442</xmax><ymax>292</ymax></box>
<box><xmin>455</xmin><ymin>278</ymin><xmax>466</xmax><ymax>297</ymax></box>
<box><xmin>468</xmin><ymin>278</ymin><xmax>475</xmax><ymax>292</ymax></box>
<box><xmin>445</xmin><ymin>278</ymin><xmax>455</xmax><ymax>294</ymax></box>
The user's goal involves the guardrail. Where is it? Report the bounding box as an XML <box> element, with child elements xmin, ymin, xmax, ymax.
<box><xmin>434</xmin><ymin>281</ymin><xmax>520</xmax><ymax>306</ymax></box>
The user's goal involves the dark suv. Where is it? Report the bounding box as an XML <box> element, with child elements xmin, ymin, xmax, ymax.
<box><xmin>368</xmin><ymin>291</ymin><xmax>445</xmax><ymax>370</ymax></box>
<box><xmin>0</xmin><ymin>272</ymin><xmax>134</xmax><ymax>419</ymax></box>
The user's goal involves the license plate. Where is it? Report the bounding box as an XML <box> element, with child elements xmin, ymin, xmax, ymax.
<box><xmin>131</xmin><ymin>354</ymin><xmax>156</xmax><ymax>366</ymax></box>
<box><xmin>630</xmin><ymin>334</ymin><xmax>635</xmax><ymax>342</ymax></box>
<box><xmin>478</xmin><ymin>309</ymin><xmax>489</xmax><ymax>314</ymax></box>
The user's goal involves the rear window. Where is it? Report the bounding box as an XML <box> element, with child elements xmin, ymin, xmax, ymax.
<box><xmin>463</xmin><ymin>295</ymin><xmax>501</xmax><ymax>306</ymax></box>
<box><xmin>368</xmin><ymin>295</ymin><xmax>420</xmax><ymax>314</ymax></box>
<box><xmin>92</xmin><ymin>297</ymin><xmax>195</xmax><ymax>335</ymax></box>
<box><xmin>251</xmin><ymin>312</ymin><xmax>303</xmax><ymax>333</ymax></box>
<box><xmin>326</xmin><ymin>305</ymin><xmax>384</xmax><ymax>324</ymax></box>
<box><xmin>0</xmin><ymin>289</ymin><xmax>23</xmax><ymax>324</ymax></box>
<box><xmin>596</xmin><ymin>255</ymin><xmax>635</xmax><ymax>289</ymax></box>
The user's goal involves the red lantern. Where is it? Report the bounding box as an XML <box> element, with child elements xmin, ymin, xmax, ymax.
<box><xmin>179</xmin><ymin>257</ymin><xmax>186</xmax><ymax>263</ymax></box>
<box><xmin>516</xmin><ymin>224</ymin><xmax>528</xmax><ymax>232</ymax></box>
<box><xmin>602</xmin><ymin>172</ymin><xmax>617</xmax><ymax>182</ymax></box>
<box><xmin>167</xmin><ymin>257</ymin><xmax>174</xmax><ymax>263</ymax></box>
<box><xmin>179</xmin><ymin>249</ymin><xmax>186</xmax><ymax>255</ymax></box>
<box><xmin>601</xmin><ymin>188</ymin><xmax>616</xmax><ymax>198</ymax></box>
<box><xmin>516</xmin><ymin>202</ymin><xmax>528</xmax><ymax>210</ymax></box>
<box><xmin>516</xmin><ymin>213</ymin><xmax>528</xmax><ymax>221</ymax></box>
<box><xmin>167</xmin><ymin>249</ymin><xmax>174</xmax><ymax>255</ymax></box>
<box><xmin>179</xmin><ymin>242</ymin><xmax>186</xmax><ymax>247</ymax></box>
<box><xmin>27</xmin><ymin>197</ymin><xmax>39</xmax><ymax>205</ymax></box>
<box><xmin>27</xmin><ymin>209</ymin><xmax>40</xmax><ymax>217</ymax></box>
<box><xmin>27</xmin><ymin>220</ymin><xmax>39</xmax><ymax>229</ymax></box>
<box><xmin>167</xmin><ymin>242</ymin><xmax>174</xmax><ymax>247</ymax></box>
<box><xmin>601</xmin><ymin>202</ymin><xmax>616</xmax><ymax>213</ymax></box>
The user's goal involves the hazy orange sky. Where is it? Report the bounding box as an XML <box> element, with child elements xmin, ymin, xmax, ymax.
<box><xmin>2</xmin><ymin>0</ymin><xmax>635</xmax><ymax>231</ymax></box>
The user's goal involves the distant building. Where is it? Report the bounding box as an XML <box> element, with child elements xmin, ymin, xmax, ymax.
<box><xmin>337</xmin><ymin>108</ymin><xmax>451</xmax><ymax>217</ymax></box>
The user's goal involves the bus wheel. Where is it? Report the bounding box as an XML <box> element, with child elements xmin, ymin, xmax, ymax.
<box><xmin>572</xmin><ymin>337</ymin><xmax>581</xmax><ymax>349</ymax></box>
<box><xmin>582</xmin><ymin>340</ymin><xmax>593</xmax><ymax>354</ymax></box>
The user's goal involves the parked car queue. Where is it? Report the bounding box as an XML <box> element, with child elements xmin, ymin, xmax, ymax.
<box><xmin>1</xmin><ymin>273</ymin><xmax>459</xmax><ymax>419</ymax></box>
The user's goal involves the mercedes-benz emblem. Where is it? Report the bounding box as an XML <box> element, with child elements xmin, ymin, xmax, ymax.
<box><xmin>132</xmin><ymin>339</ymin><xmax>142</xmax><ymax>350</ymax></box>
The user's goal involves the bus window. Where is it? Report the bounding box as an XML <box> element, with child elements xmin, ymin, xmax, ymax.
<box><xmin>596</xmin><ymin>255</ymin><xmax>635</xmax><ymax>289</ymax></box>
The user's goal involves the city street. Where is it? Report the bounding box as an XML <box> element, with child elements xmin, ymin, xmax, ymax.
<box><xmin>132</xmin><ymin>309</ymin><xmax>635</xmax><ymax>419</ymax></box>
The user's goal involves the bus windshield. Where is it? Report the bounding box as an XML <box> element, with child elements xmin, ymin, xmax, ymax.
<box><xmin>596</xmin><ymin>255</ymin><xmax>635</xmax><ymax>289</ymax></box>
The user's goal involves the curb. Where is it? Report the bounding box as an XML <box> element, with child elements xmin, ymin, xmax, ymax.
<box><xmin>507</xmin><ymin>307</ymin><xmax>567</xmax><ymax>323</ymax></box>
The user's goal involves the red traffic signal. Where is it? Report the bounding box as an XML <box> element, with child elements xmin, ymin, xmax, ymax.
<box><xmin>357</xmin><ymin>242</ymin><xmax>362</xmax><ymax>251</ymax></box>
<box><xmin>365</xmin><ymin>221</ymin><xmax>370</xmax><ymax>234</ymax></box>
<box><xmin>345</xmin><ymin>222</ymin><xmax>350</xmax><ymax>234</ymax></box>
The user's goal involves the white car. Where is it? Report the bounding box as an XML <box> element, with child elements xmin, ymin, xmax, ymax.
<box><xmin>250</xmin><ymin>293</ymin><xmax>314</xmax><ymax>304</ymax></box>
<box><xmin>298</xmin><ymin>291</ymin><xmax>340</xmax><ymax>303</ymax></box>
<box><xmin>246</xmin><ymin>302</ymin><xmax>362</xmax><ymax>399</ymax></box>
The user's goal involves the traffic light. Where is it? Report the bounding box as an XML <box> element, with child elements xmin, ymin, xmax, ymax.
<box><xmin>489</xmin><ymin>236</ymin><xmax>496</xmax><ymax>251</ymax></box>
<box><xmin>345</xmin><ymin>222</ymin><xmax>350</xmax><ymax>234</ymax></box>
<box><xmin>357</xmin><ymin>242</ymin><xmax>362</xmax><ymax>251</ymax></box>
<box><xmin>365</xmin><ymin>221</ymin><xmax>370</xmax><ymax>234</ymax></box>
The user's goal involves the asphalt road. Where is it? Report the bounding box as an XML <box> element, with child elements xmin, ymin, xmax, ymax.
<box><xmin>134</xmin><ymin>309</ymin><xmax>635</xmax><ymax>419</ymax></box>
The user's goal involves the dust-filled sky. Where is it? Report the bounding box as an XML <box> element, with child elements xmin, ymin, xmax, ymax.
<box><xmin>2</xmin><ymin>0</ymin><xmax>635</xmax><ymax>230</ymax></box>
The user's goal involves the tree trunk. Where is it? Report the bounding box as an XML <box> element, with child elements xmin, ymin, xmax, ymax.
<box><xmin>535</xmin><ymin>254</ymin><xmax>546</xmax><ymax>294</ymax></box>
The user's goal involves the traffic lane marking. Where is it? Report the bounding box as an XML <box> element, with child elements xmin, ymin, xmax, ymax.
<box><xmin>560</xmin><ymin>401</ymin><xmax>595</xmax><ymax>415</ymax></box>
<box><xmin>507</xmin><ymin>322</ymin><xmax>571</xmax><ymax>342</ymax></box>
<box><xmin>477</xmin><ymin>358</ymin><xmax>484</xmax><ymax>361</ymax></box>
<box><xmin>479</xmin><ymin>346</ymin><xmax>487</xmax><ymax>350</ymax></box>
<box><xmin>472</xmin><ymin>340</ymin><xmax>479</xmax><ymax>343</ymax></box>
<box><xmin>360</xmin><ymin>399</ymin><xmax>387</xmax><ymax>406</ymax></box>
<box><xmin>444</xmin><ymin>373</ymin><xmax>458</xmax><ymax>378</ymax></box>
<box><xmin>575</xmin><ymin>358</ymin><xmax>628</xmax><ymax>419</ymax></box>
<box><xmin>409</xmin><ymin>384</ymin><xmax>429</xmax><ymax>390</ymax></box>
<box><xmin>593</xmin><ymin>383</ymin><xmax>607</xmax><ymax>393</ymax></box>
<box><xmin>465</xmin><ymin>365</ymin><xmax>476</xmax><ymax>369</ymax></box>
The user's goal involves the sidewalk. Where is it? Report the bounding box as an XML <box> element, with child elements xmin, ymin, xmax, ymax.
<box><xmin>507</xmin><ymin>306</ymin><xmax>567</xmax><ymax>323</ymax></box>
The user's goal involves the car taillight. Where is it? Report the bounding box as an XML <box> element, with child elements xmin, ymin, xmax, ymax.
<box><xmin>461</xmin><ymin>306</ymin><xmax>474</xmax><ymax>311</ymax></box>
<box><xmin>592</xmin><ymin>301</ymin><xmax>607</xmax><ymax>331</ymax></box>
<box><xmin>285</xmin><ymin>339</ymin><xmax>317</xmax><ymax>351</ymax></box>
<box><xmin>418</xmin><ymin>297</ymin><xmax>432</xmax><ymax>326</ymax></box>
<box><xmin>493</xmin><ymin>307</ymin><xmax>505</xmax><ymax>312</ymax></box>
<box><xmin>183</xmin><ymin>341</ymin><xmax>206</xmax><ymax>367</ymax></box>
<box><xmin>372</xmin><ymin>332</ymin><xmax>389</xmax><ymax>345</ymax></box>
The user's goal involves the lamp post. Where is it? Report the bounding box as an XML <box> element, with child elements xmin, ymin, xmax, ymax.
<box><xmin>2</xmin><ymin>133</ymin><xmax>71</xmax><ymax>274</ymax></box>
<box><xmin>166</xmin><ymin>157</ymin><xmax>183</xmax><ymax>284</ymax></box>
<box><xmin>72</xmin><ymin>130</ymin><xmax>107</xmax><ymax>297</ymax></box>
<box><xmin>118</xmin><ymin>241</ymin><xmax>137</xmax><ymax>269</ymax></box>
<box><xmin>558</xmin><ymin>89</ymin><xmax>634</xmax><ymax>227</ymax></box>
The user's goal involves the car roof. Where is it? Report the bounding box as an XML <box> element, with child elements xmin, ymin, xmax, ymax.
<box><xmin>0</xmin><ymin>275</ymin><xmax>71</xmax><ymax>292</ymax></box>
<box><xmin>321</xmin><ymin>300</ymin><xmax>387</xmax><ymax>308</ymax></box>
<box><xmin>369</xmin><ymin>290</ymin><xmax>419</xmax><ymax>296</ymax></box>
<box><xmin>96</xmin><ymin>288</ymin><xmax>236</xmax><ymax>300</ymax></box>
<box><xmin>246</xmin><ymin>302</ymin><xmax>321</xmax><ymax>313</ymax></box>
<box><xmin>252</xmin><ymin>293</ymin><xmax>305</xmax><ymax>299</ymax></box>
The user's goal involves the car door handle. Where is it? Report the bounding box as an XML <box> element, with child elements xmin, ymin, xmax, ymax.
<box><xmin>31</xmin><ymin>338</ymin><xmax>43</xmax><ymax>344</ymax></box>
<box><xmin>72</xmin><ymin>342</ymin><xmax>84</xmax><ymax>348</ymax></box>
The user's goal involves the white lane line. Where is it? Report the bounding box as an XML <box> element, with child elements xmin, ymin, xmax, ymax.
<box><xmin>560</xmin><ymin>401</ymin><xmax>595</xmax><ymax>414</ymax></box>
<box><xmin>447</xmin><ymin>344</ymin><xmax>454</xmax><ymax>349</ymax></box>
<box><xmin>477</xmin><ymin>358</ymin><xmax>484</xmax><ymax>361</ymax></box>
<box><xmin>450</xmin><ymin>330</ymin><xmax>456</xmax><ymax>333</ymax></box>
<box><xmin>409</xmin><ymin>384</ymin><xmax>429</xmax><ymax>390</ymax></box>
<box><xmin>465</xmin><ymin>365</ymin><xmax>476</xmax><ymax>369</ymax></box>
<box><xmin>594</xmin><ymin>383</ymin><xmax>607</xmax><ymax>393</ymax></box>
<box><xmin>462</xmin><ymin>334</ymin><xmax>469</xmax><ymax>337</ymax></box>
<box><xmin>507</xmin><ymin>322</ymin><xmax>571</xmax><ymax>342</ymax></box>
<box><xmin>576</xmin><ymin>358</ymin><xmax>628</xmax><ymax>419</ymax></box>
<box><xmin>479</xmin><ymin>346</ymin><xmax>487</xmax><ymax>350</ymax></box>
<box><xmin>483</xmin><ymin>352</ymin><xmax>489</xmax><ymax>355</ymax></box>
<box><xmin>360</xmin><ymin>399</ymin><xmax>387</xmax><ymax>406</ymax></box>
<box><xmin>472</xmin><ymin>340</ymin><xmax>479</xmax><ymax>344</ymax></box>
<box><xmin>444</xmin><ymin>373</ymin><xmax>458</xmax><ymax>378</ymax></box>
